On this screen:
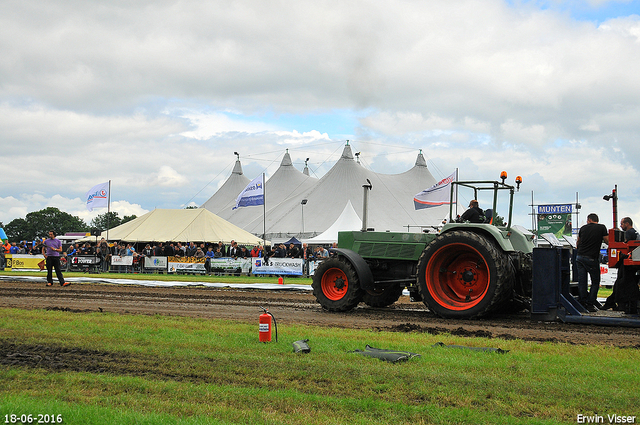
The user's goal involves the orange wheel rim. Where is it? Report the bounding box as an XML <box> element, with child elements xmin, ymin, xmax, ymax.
<box><xmin>425</xmin><ymin>243</ymin><xmax>490</xmax><ymax>310</ymax></box>
<box><xmin>321</xmin><ymin>267</ymin><xmax>349</xmax><ymax>300</ymax></box>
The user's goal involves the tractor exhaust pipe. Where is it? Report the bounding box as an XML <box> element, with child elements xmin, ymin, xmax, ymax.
<box><xmin>362</xmin><ymin>179</ymin><xmax>372</xmax><ymax>232</ymax></box>
<box><xmin>603</xmin><ymin>185</ymin><xmax>618</xmax><ymax>229</ymax></box>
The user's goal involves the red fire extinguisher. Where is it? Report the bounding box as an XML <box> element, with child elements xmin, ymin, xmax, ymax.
<box><xmin>259</xmin><ymin>306</ymin><xmax>278</xmax><ymax>343</ymax></box>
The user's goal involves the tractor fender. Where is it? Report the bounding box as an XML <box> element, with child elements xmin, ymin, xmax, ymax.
<box><xmin>330</xmin><ymin>248</ymin><xmax>374</xmax><ymax>291</ymax></box>
<box><xmin>442</xmin><ymin>223</ymin><xmax>517</xmax><ymax>253</ymax></box>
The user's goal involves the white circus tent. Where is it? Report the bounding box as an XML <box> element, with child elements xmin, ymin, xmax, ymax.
<box><xmin>93</xmin><ymin>208</ymin><xmax>264</xmax><ymax>245</ymax></box>
<box><xmin>304</xmin><ymin>200</ymin><xmax>362</xmax><ymax>244</ymax></box>
<box><xmin>201</xmin><ymin>143</ymin><xmax>450</xmax><ymax>240</ymax></box>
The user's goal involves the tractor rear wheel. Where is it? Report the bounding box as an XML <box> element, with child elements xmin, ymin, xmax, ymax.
<box><xmin>362</xmin><ymin>285</ymin><xmax>404</xmax><ymax>308</ymax></box>
<box><xmin>312</xmin><ymin>257</ymin><xmax>364</xmax><ymax>311</ymax></box>
<box><xmin>417</xmin><ymin>230</ymin><xmax>514</xmax><ymax>318</ymax></box>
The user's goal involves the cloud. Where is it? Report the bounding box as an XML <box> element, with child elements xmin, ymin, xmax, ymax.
<box><xmin>1</xmin><ymin>0</ymin><xmax>639</xmax><ymax>231</ymax></box>
<box><xmin>179</xmin><ymin>111</ymin><xmax>280</xmax><ymax>139</ymax></box>
<box><xmin>133</xmin><ymin>166</ymin><xmax>189</xmax><ymax>188</ymax></box>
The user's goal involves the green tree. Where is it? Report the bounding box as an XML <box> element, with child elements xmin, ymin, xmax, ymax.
<box><xmin>5</xmin><ymin>218</ymin><xmax>29</xmax><ymax>241</ymax></box>
<box><xmin>121</xmin><ymin>215</ymin><xmax>137</xmax><ymax>225</ymax></box>
<box><xmin>90</xmin><ymin>212</ymin><xmax>137</xmax><ymax>231</ymax></box>
<box><xmin>90</xmin><ymin>212</ymin><xmax>121</xmax><ymax>230</ymax></box>
<box><xmin>5</xmin><ymin>207</ymin><xmax>87</xmax><ymax>241</ymax></box>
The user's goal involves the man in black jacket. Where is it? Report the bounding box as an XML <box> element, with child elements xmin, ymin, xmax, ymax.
<box><xmin>576</xmin><ymin>213</ymin><xmax>609</xmax><ymax>312</ymax></box>
<box><xmin>460</xmin><ymin>200</ymin><xmax>485</xmax><ymax>223</ymax></box>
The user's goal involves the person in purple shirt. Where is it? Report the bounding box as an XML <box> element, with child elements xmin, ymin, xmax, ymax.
<box><xmin>42</xmin><ymin>230</ymin><xmax>68</xmax><ymax>287</ymax></box>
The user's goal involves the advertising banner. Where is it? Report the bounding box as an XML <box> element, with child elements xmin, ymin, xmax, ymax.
<box><xmin>111</xmin><ymin>255</ymin><xmax>134</xmax><ymax>266</ymax></box>
<box><xmin>168</xmin><ymin>256</ymin><xmax>206</xmax><ymax>273</ymax></box>
<box><xmin>537</xmin><ymin>204</ymin><xmax>572</xmax><ymax>237</ymax></box>
<box><xmin>70</xmin><ymin>256</ymin><xmax>100</xmax><ymax>265</ymax></box>
<box><xmin>67</xmin><ymin>256</ymin><xmax>100</xmax><ymax>271</ymax></box>
<box><xmin>252</xmin><ymin>257</ymin><xmax>304</xmax><ymax>276</ymax></box>
<box><xmin>208</xmin><ymin>257</ymin><xmax>252</xmax><ymax>274</ymax></box>
<box><xmin>144</xmin><ymin>256</ymin><xmax>168</xmax><ymax>270</ymax></box>
<box><xmin>4</xmin><ymin>254</ymin><xmax>46</xmax><ymax>271</ymax></box>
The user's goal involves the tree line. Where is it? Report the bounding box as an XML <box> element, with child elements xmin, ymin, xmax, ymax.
<box><xmin>1</xmin><ymin>208</ymin><xmax>136</xmax><ymax>241</ymax></box>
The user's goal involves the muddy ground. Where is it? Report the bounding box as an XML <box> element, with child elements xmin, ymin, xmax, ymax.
<box><xmin>1</xmin><ymin>280</ymin><xmax>640</xmax><ymax>349</ymax></box>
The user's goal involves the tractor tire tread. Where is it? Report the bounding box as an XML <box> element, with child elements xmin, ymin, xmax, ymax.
<box><xmin>417</xmin><ymin>230</ymin><xmax>515</xmax><ymax>318</ymax></box>
<box><xmin>312</xmin><ymin>257</ymin><xmax>364</xmax><ymax>312</ymax></box>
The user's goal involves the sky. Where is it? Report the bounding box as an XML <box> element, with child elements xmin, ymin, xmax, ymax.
<box><xmin>1</xmin><ymin>0</ymin><xmax>640</xmax><ymax>233</ymax></box>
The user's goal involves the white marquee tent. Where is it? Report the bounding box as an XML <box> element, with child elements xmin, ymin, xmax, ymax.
<box><xmin>304</xmin><ymin>200</ymin><xmax>362</xmax><ymax>244</ymax></box>
<box><xmin>95</xmin><ymin>208</ymin><xmax>265</xmax><ymax>245</ymax></box>
<box><xmin>201</xmin><ymin>143</ymin><xmax>450</xmax><ymax>240</ymax></box>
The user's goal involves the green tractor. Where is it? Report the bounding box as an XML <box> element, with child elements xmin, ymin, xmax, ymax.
<box><xmin>312</xmin><ymin>176</ymin><xmax>535</xmax><ymax>319</ymax></box>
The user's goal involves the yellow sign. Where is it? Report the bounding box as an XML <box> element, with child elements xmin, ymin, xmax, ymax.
<box><xmin>5</xmin><ymin>254</ymin><xmax>46</xmax><ymax>271</ymax></box>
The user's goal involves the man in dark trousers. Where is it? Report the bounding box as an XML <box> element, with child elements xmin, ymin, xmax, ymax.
<box><xmin>460</xmin><ymin>200</ymin><xmax>485</xmax><ymax>223</ymax></box>
<box><xmin>42</xmin><ymin>230</ymin><xmax>68</xmax><ymax>287</ymax></box>
<box><xmin>575</xmin><ymin>213</ymin><xmax>609</xmax><ymax>312</ymax></box>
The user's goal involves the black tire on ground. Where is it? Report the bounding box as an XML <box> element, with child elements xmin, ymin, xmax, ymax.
<box><xmin>362</xmin><ymin>285</ymin><xmax>404</xmax><ymax>308</ymax></box>
<box><xmin>312</xmin><ymin>257</ymin><xmax>364</xmax><ymax>312</ymax></box>
<box><xmin>417</xmin><ymin>230</ymin><xmax>514</xmax><ymax>319</ymax></box>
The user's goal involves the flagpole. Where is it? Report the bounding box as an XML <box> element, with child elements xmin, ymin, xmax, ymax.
<box><xmin>455</xmin><ymin>168</ymin><xmax>459</xmax><ymax>218</ymax></box>
<box><xmin>262</xmin><ymin>172</ymin><xmax>266</xmax><ymax>248</ymax></box>
<box><xmin>106</xmin><ymin>180</ymin><xmax>111</xmax><ymax>242</ymax></box>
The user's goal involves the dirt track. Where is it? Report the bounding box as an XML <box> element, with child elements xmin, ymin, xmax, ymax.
<box><xmin>1</xmin><ymin>280</ymin><xmax>640</xmax><ymax>348</ymax></box>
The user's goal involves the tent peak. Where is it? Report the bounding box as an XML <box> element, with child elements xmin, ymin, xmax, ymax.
<box><xmin>341</xmin><ymin>143</ymin><xmax>354</xmax><ymax>160</ymax></box>
<box><xmin>232</xmin><ymin>159</ymin><xmax>244</xmax><ymax>175</ymax></box>
<box><xmin>415</xmin><ymin>149</ymin><xmax>427</xmax><ymax>167</ymax></box>
<box><xmin>303</xmin><ymin>157</ymin><xmax>310</xmax><ymax>175</ymax></box>
<box><xmin>280</xmin><ymin>150</ymin><xmax>293</xmax><ymax>167</ymax></box>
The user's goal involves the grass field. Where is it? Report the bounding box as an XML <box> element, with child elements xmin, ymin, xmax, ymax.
<box><xmin>1</xmin><ymin>306</ymin><xmax>638</xmax><ymax>425</ymax></box>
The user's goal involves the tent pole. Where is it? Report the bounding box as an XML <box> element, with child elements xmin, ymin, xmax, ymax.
<box><xmin>107</xmin><ymin>180</ymin><xmax>111</xmax><ymax>242</ymax></box>
<box><xmin>262</xmin><ymin>172</ymin><xmax>266</xmax><ymax>247</ymax></box>
<box><xmin>455</xmin><ymin>168</ymin><xmax>459</xmax><ymax>218</ymax></box>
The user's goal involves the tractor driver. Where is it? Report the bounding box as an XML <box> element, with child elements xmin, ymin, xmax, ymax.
<box><xmin>460</xmin><ymin>200</ymin><xmax>485</xmax><ymax>223</ymax></box>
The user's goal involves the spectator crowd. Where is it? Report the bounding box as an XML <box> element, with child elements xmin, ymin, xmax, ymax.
<box><xmin>1</xmin><ymin>237</ymin><xmax>337</xmax><ymax>273</ymax></box>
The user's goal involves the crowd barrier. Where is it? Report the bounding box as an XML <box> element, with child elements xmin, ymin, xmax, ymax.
<box><xmin>1</xmin><ymin>253</ymin><xmax>326</xmax><ymax>277</ymax></box>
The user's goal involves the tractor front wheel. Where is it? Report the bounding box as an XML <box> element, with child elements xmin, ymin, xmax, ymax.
<box><xmin>312</xmin><ymin>258</ymin><xmax>363</xmax><ymax>311</ymax></box>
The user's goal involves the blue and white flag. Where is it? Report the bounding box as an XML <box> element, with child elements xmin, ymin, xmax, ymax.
<box><xmin>85</xmin><ymin>182</ymin><xmax>110</xmax><ymax>212</ymax></box>
<box><xmin>233</xmin><ymin>174</ymin><xmax>264</xmax><ymax>210</ymax></box>
<box><xmin>414</xmin><ymin>170</ymin><xmax>457</xmax><ymax>210</ymax></box>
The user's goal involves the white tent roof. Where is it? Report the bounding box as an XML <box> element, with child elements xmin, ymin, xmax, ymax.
<box><xmin>201</xmin><ymin>159</ymin><xmax>250</xmax><ymax>215</ymax></box>
<box><xmin>97</xmin><ymin>208</ymin><xmax>265</xmax><ymax>245</ymax></box>
<box><xmin>202</xmin><ymin>143</ymin><xmax>450</xmax><ymax>239</ymax></box>
<box><xmin>211</xmin><ymin>150</ymin><xmax>317</xmax><ymax>229</ymax></box>
<box><xmin>304</xmin><ymin>200</ymin><xmax>362</xmax><ymax>244</ymax></box>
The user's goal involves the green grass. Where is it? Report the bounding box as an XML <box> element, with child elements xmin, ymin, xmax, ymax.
<box><xmin>0</xmin><ymin>308</ymin><xmax>637</xmax><ymax>424</ymax></box>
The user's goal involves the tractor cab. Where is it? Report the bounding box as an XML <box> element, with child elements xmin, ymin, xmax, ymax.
<box><xmin>447</xmin><ymin>171</ymin><xmax>521</xmax><ymax>229</ymax></box>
